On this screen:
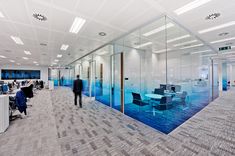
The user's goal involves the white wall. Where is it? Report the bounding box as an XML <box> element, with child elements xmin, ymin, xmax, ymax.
<box><xmin>0</xmin><ymin>64</ymin><xmax>48</xmax><ymax>83</ymax></box>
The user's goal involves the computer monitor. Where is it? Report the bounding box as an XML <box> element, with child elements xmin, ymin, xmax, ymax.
<box><xmin>160</xmin><ymin>84</ymin><xmax>167</xmax><ymax>90</ymax></box>
<box><xmin>0</xmin><ymin>81</ymin><xmax>4</xmax><ymax>85</ymax></box>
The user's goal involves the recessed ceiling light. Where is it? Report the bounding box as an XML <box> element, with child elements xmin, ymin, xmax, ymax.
<box><xmin>10</xmin><ymin>36</ymin><xmax>24</xmax><ymax>45</ymax></box>
<box><xmin>60</xmin><ymin>44</ymin><xmax>69</xmax><ymax>51</ymax></box>
<box><xmin>134</xmin><ymin>42</ymin><xmax>152</xmax><ymax>48</ymax></box>
<box><xmin>0</xmin><ymin>55</ymin><xmax>6</xmax><ymax>58</ymax></box>
<box><xmin>99</xmin><ymin>32</ymin><xmax>106</xmax><ymax>36</ymax></box>
<box><xmin>0</xmin><ymin>11</ymin><xmax>4</xmax><ymax>18</ymax></box>
<box><xmin>33</xmin><ymin>13</ymin><xmax>47</xmax><ymax>21</ymax></box>
<box><xmin>24</xmin><ymin>51</ymin><xmax>31</xmax><ymax>55</ymax></box>
<box><xmin>167</xmin><ymin>35</ymin><xmax>190</xmax><ymax>43</ymax></box>
<box><xmin>36</xmin><ymin>64</ymin><xmax>39</xmax><ymax>66</ymax></box>
<box><xmin>154</xmin><ymin>48</ymin><xmax>172</xmax><ymax>53</ymax></box>
<box><xmin>57</xmin><ymin>54</ymin><xmax>62</xmax><ymax>58</ymax></box>
<box><xmin>143</xmin><ymin>23</ymin><xmax>174</xmax><ymax>36</ymax></box>
<box><xmin>199</xmin><ymin>21</ymin><xmax>235</xmax><ymax>34</ymax></box>
<box><xmin>33</xmin><ymin>61</ymin><xmax>38</xmax><ymax>64</ymax></box>
<box><xmin>191</xmin><ymin>50</ymin><xmax>212</xmax><ymax>54</ymax></box>
<box><xmin>54</xmin><ymin>59</ymin><xmax>59</xmax><ymax>62</ymax></box>
<box><xmin>69</xmin><ymin>17</ymin><xmax>86</xmax><ymax>34</ymax></box>
<box><xmin>17</xmin><ymin>63</ymin><xmax>21</xmax><ymax>65</ymax></box>
<box><xmin>173</xmin><ymin>40</ymin><xmax>198</xmax><ymax>47</ymax></box>
<box><xmin>180</xmin><ymin>43</ymin><xmax>204</xmax><ymax>49</ymax></box>
<box><xmin>53</xmin><ymin>62</ymin><xmax>57</xmax><ymax>65</ymax></box>
<box><xmin>200</xmin><ymin>54</ymin><xmax>217</xmax><ymax>57</ymax></box>
<box><xmin>9</xmin><ymin>60</ymin><xmax>15</xmax><ymax>63</ymax></box>
<box><xmin>174</xmin><ymin>0</ymin><xmax>212</xmax><ymax>15</ymax></box>
<box><xmin>210</xmin><ymin>37</ymin><xmax>235</xmax><ymax>44</ymax></box>
<box><xmin>22</xmin><ymin>57</ymin><xmax>29</xmax><ymax>60</ymax></box>
<box><xmin>205</xmin><ymin>13</ymin><xmax>221</xmax><ymax>20</ymax></box>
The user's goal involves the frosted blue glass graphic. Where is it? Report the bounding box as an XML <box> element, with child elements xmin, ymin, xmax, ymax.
<box><xmin>222</xmin><ymin>62</ymin><xmax>227</xmax><ymax>91</ymax></box>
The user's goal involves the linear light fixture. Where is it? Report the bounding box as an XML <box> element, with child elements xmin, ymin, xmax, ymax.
<box><xmin>143</xmin><ymin>23</ymin><xmax>174</xmax><ymax>37</ymax></box>
<box><xmin>22</xmin><ymin>57</ymin><xmax>29</xmax><ymax>60</ymax></box>
<box><xmin>10</xmin><ymin>36</ymin><xmax>24</xmax><ymax>45</ymax></box>
<box><xmin>60</xmin><ymin>44</ymin><xmax>69</xmax><ymax>50</ymax></box>
<box><xmin>174</xmin><ymin>0</ymin><xmax>212</xmax><ymax>15</ymax></box>
<box><xmin>24</xmin><ymin>50</ymin><xmax>31</xmax><ymax>55</ymax></box>
<box><xmin>210</xmin><ymin>37</ymin><xmax>235</xmax><ymax>44</ymax></box>
<box><xmin>167</xmin><ymin>35</ymin><xmax>190</xmax><ymax>43</ymax></box>
<box><xmin>173</xmin><ymin>40</ymin><xmax>198</xmax><ymax>47</ymax></box>
<box><xmin>180</xmin><ymin>43</ymin><xmax>204</xmax><ymax>49</ymax></box>
<box><xmin>0</xmin><ymin>55</ymin><xmax>6</xmax><ymax>58</ymax></box>
<box><xmin>154</xmin><ymin>48</ymin><xmax>172</xmax><ymax>54</ymax></box>
<box><xmin>57</xmin><ymin>54</ymin><xmax>62</xmax><ymax>58</ymax></box>
<box><xmin>200</xmin><ymin>54</ymin><xmax>217</xmax><ymax>57</ymax></box>
<box><xmin>69</xmin><ymin>17</ymin><xmax>86</xmax><ymax>34</ymax></box>
<box><xmin>10</xmin><ymin>60</ymin><xmax>15</xmax><ymax>63</ymax></box>
<box><xmin>33</xmin><ymin>61</ymin><xmax>38</xmax><ymax>64</ymax></box>
<box><xmin>199</xmin><ymin>21</ymin><xmax>235</xmax><ymax>34</ymax></box>
<box><xmin>191</xmin><ymin>49</ymin><xmax>212</xmax><ymax>54</ymax></box>
<box><xmin>0</xmin><ymin>11</ymin><xmax>4</xmax><ymax>18</ymax></box>
<box><xmin>134</xmin><ymin>42</ymin><xmax>152</xmax><ymax>48</ymax></box>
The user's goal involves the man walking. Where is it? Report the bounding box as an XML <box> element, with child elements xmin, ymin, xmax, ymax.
<box><xmin>73</xmin><ymin>75</ymin><xmax>83</xmax><ymax>108</ymax></box>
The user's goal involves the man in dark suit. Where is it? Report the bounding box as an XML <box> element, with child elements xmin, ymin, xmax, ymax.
<box><xmin>73</xmin><ymin>75</ymin><xmax>83</xmax><ymax>107</ymax></box>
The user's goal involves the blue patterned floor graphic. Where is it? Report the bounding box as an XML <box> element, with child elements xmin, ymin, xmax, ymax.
<box><xmin>95</xmin><ymin>92</ymin><xmax>211</xmax><ymax>134</ymax></box>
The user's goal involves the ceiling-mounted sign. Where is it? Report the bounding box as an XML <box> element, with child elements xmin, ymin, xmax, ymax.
<box><xmin>219</xmin><ymin>46</ymin><xmax>231</xmax><ymax>51</ymax></box>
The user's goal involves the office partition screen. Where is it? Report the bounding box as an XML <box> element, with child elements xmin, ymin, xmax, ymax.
<box><xmin>1</xmin><ymin>69</ymin><xmax>40</xmax><ymax>80</ymax></box>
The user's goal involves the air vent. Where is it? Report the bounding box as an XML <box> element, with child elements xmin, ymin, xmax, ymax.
<box><xmin>33</xmin><ymin>13</ymin><xmax>47</xmax><ymax>21</ymax></box>
<box><xmin>218</xmin><ymin>32</ymin><xmax>229</xmax><ymax>36</ymax></box>
<box><xmin>40</xmin><ymin>43</ymin><xmax>47</xmax><ymax>46</ymax></box>
<box><xmin>205</xmin><ymin>13</ymin><xmax>221</xmax><ymax>20</ymax></box>
<box><xmin>5</xmin><ymin>50</ymin><xmax>11</xmax><ymax>52</ymax></box>
<box><xmin>225</xmin><ymin>42</ymin><xmax>233</xmax><ymax>45</ymax></box>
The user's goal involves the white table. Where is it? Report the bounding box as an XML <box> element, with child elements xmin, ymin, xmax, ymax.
<box><xmin>0</xmin><ymin>95</ymin><xmax>9</xmax><ymax>133</ymax></box>
<box><xmin>145</xmin><ymin>94</ymin><xmax>163</xmax><ymax>99</ymax></box>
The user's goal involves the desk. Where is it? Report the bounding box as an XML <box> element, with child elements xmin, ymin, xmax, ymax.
<box><xmin>145</xmin><ymin>94</ymin><xmax>163</xmax><ymax>100</ymax></box>
<box><xmin>0</xmin><ymin>95</ymin><xmax>9</xmax><ymax>133</ymax></box>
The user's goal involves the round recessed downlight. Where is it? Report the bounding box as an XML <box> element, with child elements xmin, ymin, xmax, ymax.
<box><xmin>205</xmin><ymin>13</ymin><xmax>221</xmax><ymax>20</ymax></box>
<box><xmin>33</xmin><ymin>13</ymin><xmax>47</xmax><ymax>21</ymax></box>
<box><xmin>99</xmin><ymin>32</ymin><xmax>106</xmax><ymax>36</ymax></box>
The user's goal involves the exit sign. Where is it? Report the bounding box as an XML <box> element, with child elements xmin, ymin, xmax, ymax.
<box><xmin>219</xmin><ymin>46</ymin><xmax>231</xmax><ymax>51</ymax></box>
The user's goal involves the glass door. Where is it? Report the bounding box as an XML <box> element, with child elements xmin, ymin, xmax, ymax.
<box><xmin>111</xmin><ymin>52</ymin><xmax>124</xmax><ymax>112</ymax></box>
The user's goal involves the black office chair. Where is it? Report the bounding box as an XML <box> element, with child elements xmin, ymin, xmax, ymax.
<box><xmin>154</xmin><ymin>96</ymin><xmax>173</xmax><ymax>110</ymax></box>
<box><xmin>132</xmin><ymin>92</ymin><xmax>149</xmax><ymax>106</ymax></box>
<box><xmin>154</xmin><ymin>88</ymin><xmax>165</xmax><ymax>95</ymax></box>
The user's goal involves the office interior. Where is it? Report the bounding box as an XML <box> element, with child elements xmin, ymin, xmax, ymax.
<box><xmin>0</xmin><ymin>0</ymin><xmax>235</xmax><ymax>155</ymax></box>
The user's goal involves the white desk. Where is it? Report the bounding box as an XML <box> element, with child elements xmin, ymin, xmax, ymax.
<box><xmin>0</xmin><ymin>95</ymin><xmax>9</xmax><ymax>133</ymax></box>
<box><xmin>49</xmin><ymin>81</ymin><xmax>54</xmax><ymax>90</ymax></box>
<box><xmin>145</xmin><ymin>94</ymin><xmax>163</xmax><ymax>99</ymax></box>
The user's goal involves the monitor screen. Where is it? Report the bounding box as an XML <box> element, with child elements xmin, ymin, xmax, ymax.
<box><xmin>1</xmin><ymin>69</ymin><xmax>40</xmax><ymax>80</ymax></box>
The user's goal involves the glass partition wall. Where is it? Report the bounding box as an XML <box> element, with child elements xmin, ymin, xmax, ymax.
<box><xmin>70</xmin><ymin>16</ymin><xmax>218</xmax><ymax>134</ymax></box>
